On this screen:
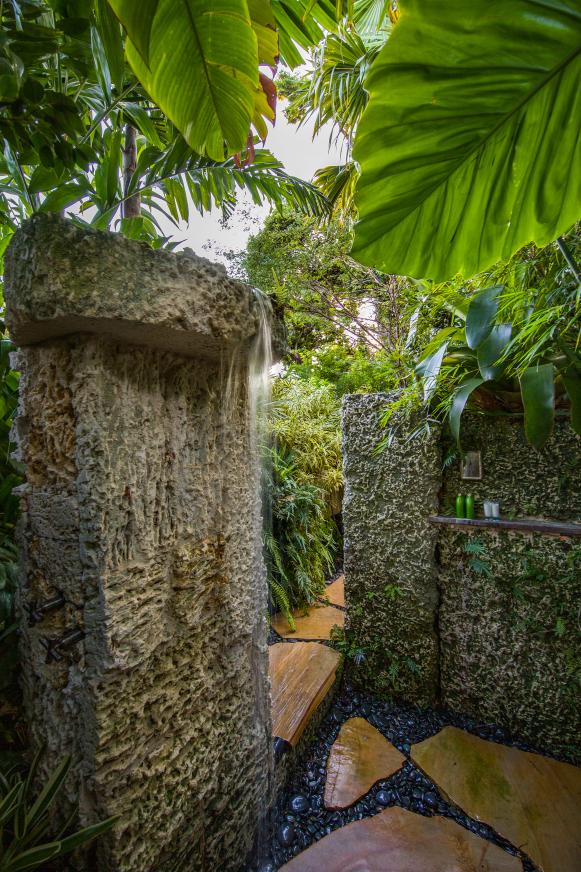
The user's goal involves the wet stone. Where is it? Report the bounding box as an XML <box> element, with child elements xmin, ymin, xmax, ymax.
<box><xmin>277</xmin><ymin>823</ymin><xmax>296</xmax><ymax>849</ymax></box>
<box><xmin>375</xmin><ymin>790</ymin><xmax>391</xmax><ymax>806</ymax></box>
<box><xmin>289</xmin><ymin>795</ymin><xmax>309</xmax><ymax>814</ymax></box>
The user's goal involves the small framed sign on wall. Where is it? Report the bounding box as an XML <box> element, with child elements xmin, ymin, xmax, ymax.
<box><xmin>461</xmin><ymin>450</ymin><xmax>482</xmax><ymax>480</ymax></box>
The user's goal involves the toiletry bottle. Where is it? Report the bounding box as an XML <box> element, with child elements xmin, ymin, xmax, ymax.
<box><xmin>466</xmin><ymin>494</ymin><xmax>475</xmax><ymax>519</ymax></box>
<box><xmin>455</xmin><ymin>494</ymin><xmax>466</xmax><ymax>519</ymax></box>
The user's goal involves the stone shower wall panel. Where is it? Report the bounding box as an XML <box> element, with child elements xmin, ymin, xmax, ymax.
<box><xmin>438</xmin><ymin>526</ymin><xmax>581</xmax><ymax>761</ymax></box>
<box><xmin>342</xmin><ymin>398</ymin><xmax>581</xmax><ymax>760</ymax></box>
<box><xmin>438</xmin><ymin>416</ymin><xmax>581</xmax><ymax>761</ymax></box>
<box><xmin>342</xmin><ymin>393</ymin><xmax>441</xmax><ymax>705</ymax></box>
<box><xmin>7</xmin><ymin>216</ymin><xmax>271</xmax><ymax>872</ymax></box>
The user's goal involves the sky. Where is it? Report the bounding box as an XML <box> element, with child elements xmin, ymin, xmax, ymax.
<box><xmin>161</xmin><ymin>108</ymin><xmax>343</xmax><ymax>266</ymax></box>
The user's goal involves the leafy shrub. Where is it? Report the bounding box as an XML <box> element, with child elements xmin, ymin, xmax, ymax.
<box><xmin>265</xmin><ymin>447</ymin><xmax>336</xmax><ymax>627</ymax></box>
<box><xmin>0</xmin><ymin>750</ymin><xmax>116</xmax><ymax>871</ymax></box>
<box><xmin>269</xmin><ymin>376</ymin><xmax>342</xmax><ymax>506</ymax></box>
<box><xmin>265</xmin><ymin>375</ymin><xmax>343</xmax><ymax>626</ymax></box>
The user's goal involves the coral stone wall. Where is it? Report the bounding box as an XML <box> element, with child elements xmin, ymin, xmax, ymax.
<box><xmin>6</xmin><ymin>216</ymin><xmax>271</xmax><ymax>871</ymax></box>
<box><xmin>438</xmin><ymin>416</ymin><xmax>581</xmax><ymax>761</ymax></box>
<box><xmin>342</xmin><ymin>393</ymin><xmax>441</xmax><ymax>705</ymax></box>
<box><xmin>342</xmin><ymin>397</ymin><xmax>581</xmax><ymax>761</ymax></box>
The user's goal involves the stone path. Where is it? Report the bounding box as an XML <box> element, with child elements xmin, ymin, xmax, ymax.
<box><xmin>270</xmin><ymin>642</ymin><xmax>340</xmax><ymax>747</ymax></box>
<box><xmin>275</xmin><ymin>716</ymin><xmax>581</xmax><ymax>871</ymax></box>
<box><xmin>321</xmin><ymin>575</ymin><xmax>345</xmax><ymax>608</ymax></box>
<box><xmin>271</xmin><ymin>605</ymin><xmax>344</xmax><ymax>640</ymax></box>
<box><xmin>324</xmin><ymin>718</ymin><xmax>404</xmax><ymax>810</ymax></box>
<box><xmin>412</xmin><ymin>726</ymin><xmax>581</xmax><ymax>872</ymax></box>
<box><xmin>269</xmin><ymin>577</ymin><xmax>345</xmax><ymax>749</ymax></box>
<box><xmin>279</xmin><ymin>806</ymin><xmax>521</xmax><ymax>871</ymax></box>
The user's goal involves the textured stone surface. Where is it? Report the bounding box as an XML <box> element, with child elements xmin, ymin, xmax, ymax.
<box><xmin>270</xmin><ymin>642</ymin><xmax>340</xmax><ymax>746</ymax></box>
<box><xmin>342</xmin><ymin>397</ymin><xmax>581</xmax><ymax>758</ymax></box>
<box><xmin>279</xmin><ymin>806</ymin><xmax>522</xmax><ymax>871</ymax></box>
<box><xmin>342</xmin><ymin>393</ymin><xmax>441</xmax><ymax>704</ymax></box>
<box><xmin>438</xmin><ymin>527</ymin><xmax>581</xmax><ymax>760</ymax></box>
<box><xmin>8</xmin><ymin>218</ymin><xmax>271</xmax><ymax>872</ymax></box>
<box><xmin>324</xmin><ymin>717</ymin><xmax>404</xmax><ymax>809</ymax></box>
<box><xmin>271</xmin><ymin>605</ymin><xmax>344</xmax><ymax>640</ymax></box>
<box><xmin>439</xmin><ymin>415</ymin><xmax>581</xmax><ymax>760</ymax></box>
<box><xmin>441</xmin><ymin>415</ymin><xmax>581</xmax><ymax>523</ymax></box>
<box><xmin>412</xmin><ymin>726</ymin><xmax>581</xmax><ymax>872</ymax></box>
<box><xmin>4</xmin><ymin>214</ymin><xmax>260</xmax><ymax>359</ymax></box>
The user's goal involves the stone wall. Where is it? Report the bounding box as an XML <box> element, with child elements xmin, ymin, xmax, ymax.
<box><xmin>438</xmin><ymin>416</ymin><xmax>581</xmax><ymax>760</ymax></box>
<box><xmin>5</xmin><ymin>215</ymin><xmax>271</xmax><ymax>871</ymax></box>
<box><xmin>342</xmin><ymin>396</ymin><xmax>581</xmax><ymax>761</ymax></box>
<box><xmin>342</xmin><ymin>393</ymin><xmax>441</xmax><ymax>705</ymax></box>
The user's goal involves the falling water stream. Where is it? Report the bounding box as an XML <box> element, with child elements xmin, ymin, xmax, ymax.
<box><xmin>248</xmin><ymin>289</ymin><xmax>277</xmax><ymax>872</ymax></box>
<box><xmin>218</xmin><ymin>288</ymin><xmax>276</xmax><ymax>871</ymax></box>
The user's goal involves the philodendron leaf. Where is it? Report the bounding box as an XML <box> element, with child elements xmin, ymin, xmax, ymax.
<box><xmin>520</xmin><ymin>364</ymin><xmax>555</xmax><ymax>450</ymax></box>
<box><xmin>477</xmin><ymin>324</ymin><xmax>512</xmax><ymax>381</ymax></box>
<box><xmin>465</xmin><ymin>286</ymin><xmax>502</xmax><ymax>350</ymax></box>
<box><xmin>352</xmin><ymin>0</ymin><xmax>581</xmax><ymax>279</ymax></box>
<box><xmin>108</xmin><ymin>0</ymin><xmax>259</xmax><ymax>160</ymax></box>
<box><xmin>449</xmin><ymin>377</ymin><xmax>484</xmax><ymax>444</ymax></box>
<box><xmin>563</xmin><ymin>373</ymin><xmax>581</xmax><ymax>435</ymax></box>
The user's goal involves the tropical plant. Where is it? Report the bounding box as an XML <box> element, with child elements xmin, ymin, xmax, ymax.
<box><xmin>270</xmin><ymin>376</ymin><xmax>343</xmax><ymax>500</ymax></box>
<box><xmin>0</xmin><ymin>308</ymin><xmax>20</xmax><ymax>642</ymax></box>
<box><xmin>352</xmin><ymin>0</ymin><xmax>581</xmax><ymax>279</ymax></box>
<box><xmin>0</xmin><ymin>750</ymin><xmax>116</xmax><ymax>871</ymax></box>
<box><xmin>106</xmin><ymin>0</ymin><xmax>341</xmax><ymax>159</ymax></box>
<box><xmin>413</xmin><ymin>232</ymin><xmax>581</xmax><ymax>449</ymax></box>
<box><xmin>244</xmin><ymin>210</ymin><xmax>416</xmax><ymax>358</ymax></box>
<box><xmin>265</xmin><ymin>445</ymin><xmax>336</xmax><ymax>627</ymax></box>
<box><xmin>281</xmin><ymin>6</ymin><xmax>392</xmax><ymax>214</ymax></box>
<box><xmin>0</xmin><ymin>0</ymin><xmax>331</xmax><ymax>264</ymax></box>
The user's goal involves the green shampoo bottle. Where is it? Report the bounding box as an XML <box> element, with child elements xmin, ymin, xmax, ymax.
<box><xmin>455</xmin><ymin>494</ymin><xmax>466</xmax><ymax>518</ymax></box>
<box><xmin>466</xmin><ymin>494</ymin><xmax>475</xmax><ymax>519</ymax></box>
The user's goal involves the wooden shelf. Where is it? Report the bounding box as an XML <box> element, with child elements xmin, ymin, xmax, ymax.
<box><xmin>429</xmin><ymin>515</ymin><xmax>581</xmax><ymax>538</ymax></box>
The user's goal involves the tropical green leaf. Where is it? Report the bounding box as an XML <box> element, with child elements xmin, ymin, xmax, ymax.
<box><xmin>248</xmin><ymin>0</ymin><xmax>278</xmax><ymax>67</ymax></box>
<box><xmin>121</xmin><ymin>103</ymin><xmax>164</xmax><ymax>149</ymax></box>
<box><xmin>25</xmin><ymin>756</ymin><xmax>71</xmax><ymax>830</ymax></box>
<box><xmin>449</xmin><ymin>377</ymin><xmax>484</xmax><ymax>444</ymax></box>
<box><xmin>313</xmin><ymin>161</ymin><xmax>358</xmax><ymax>215</ymax></box>
<box><xmin>6</xmin><ymin>842</ymin><xmax>62</xmax><ymax>871</ymax></box>
<box><xmin>94</xmin><ymin>0</ymin><xmax>125</xmax><ymax>93</ymax></box>
<box><xmin>477</xmin><ymin>324</ymin><xmax>512</xmax><ymax>381</ymax></box>
<box><xmin>465</xmin><ymin>286</ymin><xmax>502</xmax><ymax>350</ymax></box>
<box><xmin>57</xmin><ymin>816</ymin><xmax>118</xmax><ymax>855</ymax></box>
<box><xmin>272</xmin><ymin>0</ymin><xmax>336</xmax><ymax>68</ymax></box>
<box><xmin>108</xmin><ymin>0</ymin><xmax>259</xmax><ymax>160</ymax></box>
<box><xmin>415</xmin><ymin>341</ymin><xmax>449</xmax><ymax>401</ymax></box>
<box><xmin>39</xmin><ymin>181</ymin><xmax>90</xmax><ymax>213</ymax></box>
<box><xmin>106</xmin><ymin>0</ymin><xmax>159</xmax><ymax>62</ymax></box>
<box><xmin>352</xmin><ymin>0</ymin><xmax>581</xmax><ymax>280</ymax></box>
<box><xmin>563</xmin><ymin>372</ymin><xmax>581</xmax><ymax>436</ymax></box>
<box><xmin>520</xmin><ymin>363</ymin><xmax>555</xmax><ymax>450</ymax></box>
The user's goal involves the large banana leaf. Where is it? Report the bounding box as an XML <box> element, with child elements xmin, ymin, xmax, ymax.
<box><xmin>108</xmin><ymin>0</ymin><xmax>260</xmax><ymax>160</ymax></box>
<box><xmin>352</xmin><ymin>0</ymin><xmax>581</xmax><ymax>280</ymax></box>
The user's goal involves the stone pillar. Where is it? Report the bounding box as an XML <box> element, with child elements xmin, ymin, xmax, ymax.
<box><xmin>5</xmin><ymin>215</ymin><xmax>271</xmax><ymax>872</ymax></box>
<box><xmin>342</xmin><ymin>393</ymin><xmax>441</xmax><ymax>705</ymax></box>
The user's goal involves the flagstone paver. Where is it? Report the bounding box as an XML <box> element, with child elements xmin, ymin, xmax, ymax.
<box><xmin>322</xmin><ymin>575</ymin><xmax>345</xmax><ymax>608</ymax></box>
<box><xmin>411</xmin><ymin>726</ymin><xmax>581</xmax><ymax>872</ymax></box>
<box><xmin>271</xmin><ymin>604</ymin><xmax>344</xmax><ymax>640</ymax></box>
<box><xmin>270</xmin><ymin>642</ymin><xmax>341</xmax><ymax>746</ymax></box>
<box><xmin>324</xmin><ymin>717</ymin><xmax>405</xmax><ymax>809</ymax></box>
<box><xmin>279</xmin><ymin>806</ymin><xmax>522</xmax><ymax>871</ymax></box>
